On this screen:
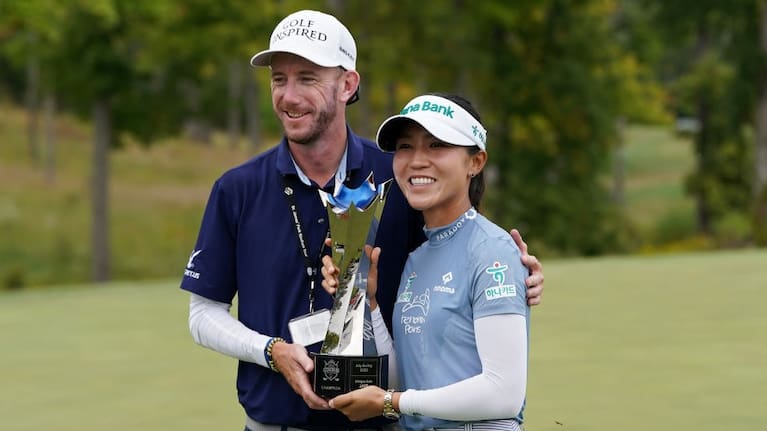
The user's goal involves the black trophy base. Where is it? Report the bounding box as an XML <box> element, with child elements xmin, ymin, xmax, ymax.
<box><xmin>311</xmin><ymin>353</ymin><xmax>388</xmax><ymax>399</ymax></box>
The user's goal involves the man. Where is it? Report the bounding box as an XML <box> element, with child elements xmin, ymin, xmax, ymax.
<box><xmin>181</xmin><ymin>9</ymin><xmax>544</xmax><ymax>431</ymax></box>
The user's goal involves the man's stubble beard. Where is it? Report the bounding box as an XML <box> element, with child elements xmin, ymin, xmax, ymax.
<box><xmin>285</xmin><ymin>87</ymin><xmax>339</xmax><ymax>146</ymax></box>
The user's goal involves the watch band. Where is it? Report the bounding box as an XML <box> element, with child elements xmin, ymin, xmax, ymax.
<box><xmin>383</xmin><ymin>389</ymin><xmax>400</xmax><ymax>420</ymax></box>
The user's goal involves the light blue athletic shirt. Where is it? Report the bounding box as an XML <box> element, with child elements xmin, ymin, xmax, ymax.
<box><xmin>392</xmin><ymin>208</ymin><xmax>529</xmax><ymax>430</ymax></box>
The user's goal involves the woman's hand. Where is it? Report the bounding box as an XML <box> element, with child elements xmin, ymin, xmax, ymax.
<box><xmin>329</xmin><ymin>385</ymin><xmax>388</xmax><ymax>422</ymax></box>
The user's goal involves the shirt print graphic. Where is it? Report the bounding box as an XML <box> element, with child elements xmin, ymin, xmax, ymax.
<box><xmin>397</xmin><ymin>272</ymin><xmax>429</xmax><ymax>334</ymax></box>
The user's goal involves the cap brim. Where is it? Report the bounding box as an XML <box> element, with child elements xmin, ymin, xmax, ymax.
<box><xmin>250</xmin><ymin>47</ymin><xmax>341</xmax><ymax>68</ymax></box>
<box><xmin>250</xmin><ymin>49</ymin><xmax>276</xmax><ymax>67</ymax></box>
<box><xmin>376</xmin><ymin>116</ymin><xmax>480</xmax><ymax>152</ymax></box>
<box><xmin>376</xmin><ymin>117</ymin><xmax>411</xmax><ymax>151</ymax></box>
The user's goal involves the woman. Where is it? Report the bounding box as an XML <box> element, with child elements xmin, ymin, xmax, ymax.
<box><xmin>322</xmin><ymin>93</ymin><xmax>529</xmax><ymax>430</ymax></box>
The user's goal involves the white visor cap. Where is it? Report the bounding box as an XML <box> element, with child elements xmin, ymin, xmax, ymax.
<box><xmin>250</xmin><ymin>9</ymin><xmax>356</xmax><ymax>71</ymax></box>
<box><xmin>376</xmin><ymin>95</ymin><xmax>487</xmax><ymax>152</ymax></box>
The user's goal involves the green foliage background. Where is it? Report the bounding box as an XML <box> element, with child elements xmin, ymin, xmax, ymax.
<box><xmin>0</xmin><ymin>1</ymin><xmax>679</xmax><ymax>264</ymax></box>
<box><xmin>0</xmin><ymin>2</ymin><xmax>764</xmax><ymax>279</ymax></box>
<box><xmin>0</xmin><ymin>104</ymin><xmax>691</xmax><ymax>287</ymax></box>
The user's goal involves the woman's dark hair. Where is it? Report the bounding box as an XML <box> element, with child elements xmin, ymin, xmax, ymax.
<box><xmin>428</xmin><ymin>92</ymin><xmax>486</xmax><ymax>209</ymax></box>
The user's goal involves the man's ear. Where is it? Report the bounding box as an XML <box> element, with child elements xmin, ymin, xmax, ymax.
<box><xmin>341</xmin><ymin>70</ymin><xmax>360</xmax><ymax>104</ymax></box>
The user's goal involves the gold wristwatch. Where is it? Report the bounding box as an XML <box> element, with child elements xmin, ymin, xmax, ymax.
<box><xmin>383</xmin><ymin>389</ymin><xmax>400</xmax><ymax>420</ymax></box>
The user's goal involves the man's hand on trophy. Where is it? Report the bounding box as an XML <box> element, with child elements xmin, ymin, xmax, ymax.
<box><xmin>320</xmin><ymin>240</ymin><xmax>382</xmax><ymax>310</ymax></box>
<box><xmin>320</xmin><ymin>237</ymin><xmax>340</xmax><ymax>295</ymax></box>
<box><xmin>320</xmin><ymin>267</ymin><xmax>338</xmax><ymax>296</ymax></box>
<box><xmin>271</xmin><ymin>341</ymin><xmax>330</xmax><ymax>410</ymax></box>
<box><xmin>362</xmin><ymin>245</ymin><xmax>381</xmax><ymax>311</ymax></box>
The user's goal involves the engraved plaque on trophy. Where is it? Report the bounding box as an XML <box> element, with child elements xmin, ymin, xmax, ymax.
<box><xmin>311</xmin><ymin>173</ymin><xmax>391</xmax><ymax>399</ymax></box>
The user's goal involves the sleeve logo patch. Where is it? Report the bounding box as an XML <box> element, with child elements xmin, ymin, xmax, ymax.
<box><xmin>485</xmin><ymin>284</ymin><xmax>517</xmax><ymax>300</ymax></box>
<box><xmin>184</xmin><ymin>249</ymin><xmax>202</xmax><ymax>279</ymax></box>
<box><xmin>484</xmin><ymin>261</ymin><xmax>515</xmax><ymax>299</ymax></box>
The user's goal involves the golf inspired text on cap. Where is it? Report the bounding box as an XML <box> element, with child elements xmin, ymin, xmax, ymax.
<box><xmin>376</xmin><ymin>95</ymin><xmax>488</xmax><ymax>152</ymax></box>
<box><xmin>250</xmin><ymin>10</ymin><xmax>356</xmax><ymax>71</ymax></box>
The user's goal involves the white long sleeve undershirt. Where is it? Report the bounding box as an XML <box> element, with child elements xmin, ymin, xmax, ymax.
<box><xmin>372</xmin><ymin>310</ymin><xmax>527</xmax><ymax>421</ymax></box>
<box><xmin>370</xmin><ymin>306</ymin><xmax>399</xmax><ymax>388</ymax></box>
<box><xmin>190</xmin><ymin>292</ymin><xmax>527</xmax><ymax>420</ymax></box>
<box><xmin>188</xmin><ymin>293</ymin><xmax>271</xmax><ymax>367</ymax></box>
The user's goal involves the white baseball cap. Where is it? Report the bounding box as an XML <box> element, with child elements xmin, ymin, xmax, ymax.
<box><xmin>376</xmin><ymin>95</ymin><xmax>488</xmax><ymax>152</ymax></box>
<box><xmin>250</xmin><ymin>10</ymin><xmax>357</xmax><ymax>71</ymax></box>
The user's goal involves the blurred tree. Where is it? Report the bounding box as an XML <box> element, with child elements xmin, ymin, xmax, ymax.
<box><xmin>24</xmin><ymin>30</ymin><xmax>40</xmax><ymax>161</ymax></box>
<box><xmin>467</xmin><ymin>0</ymin><xmax>659</xmax><ymax>255</ymax></box>
<box><xmin>607</xmin><ymin>0</ymin><xmax>671</xmax><ymax>206</ymax></box>
<box><xmin>336</xmin><ymin>0</ymin><xmax>424</xmax><ymax>137</ymax></box>
<box><xmin>140</xmin><ymin>0</ymin><xmax>279</xmax><ymax>148</ymax></box>
<box><xmin>49</xmin><ymin>0</ymin><xmax>171</xmax><ymax>281</ymax></box>
<box><xmin>0</xmin><ymin>0</ymin><xmax>65</xmax><ymax>178</ymax></box>
<box><xmin>341</xmin><ymin>0</ymin><xmax>664</xmax><ymax>255</ymax></box>
<box><xmin>645</xmin><ymin>0</ymin><xmax>761</xmax><ymax>242</ymax></box>
<box><xmin>755</xmin><ymin>2</ymin><xmax>767</xmax><ymax>244</ymax></box>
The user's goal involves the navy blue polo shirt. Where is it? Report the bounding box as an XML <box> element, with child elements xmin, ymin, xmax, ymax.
<box><xmin>180</xmin><ymin>127</ymin><xmax>424</xmax><ymax>429</ymax></box>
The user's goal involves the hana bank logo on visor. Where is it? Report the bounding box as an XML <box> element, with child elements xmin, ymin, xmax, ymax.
<box><xmin>400</xmin><ymin>99</ymin><xmax>456</xmax><ymax>118</ymax></box>
<box><xmin>376</xmin><ymin>95</ymin><xmax>487</xmax><ymax>151</ymax></box>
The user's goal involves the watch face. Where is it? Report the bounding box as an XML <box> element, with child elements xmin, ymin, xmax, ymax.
<box><xmin>383</xmin><ymin>411</ymin><xmax>400</xmax><ymax>420</ymax></box>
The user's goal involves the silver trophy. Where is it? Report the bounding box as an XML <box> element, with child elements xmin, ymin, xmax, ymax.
<box><xmin>312</xmin><ymin>173</ymin><xmax>391</xmax><ymax>398</ymax></box>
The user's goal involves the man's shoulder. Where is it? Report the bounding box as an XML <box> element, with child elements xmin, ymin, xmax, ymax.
<box><xmin>217</xmin><ymin>145</ymin><xmax>280</xmax><ymax>185</ymax></box>
<box><xmin>358</xmin><ymin>137</ymin><xmax>394</xmax><ymax>180</ymax></box>
<box><xmin>349</xmin><ymin>130</ymin><xmax>390</xmax><ymax>160</ymax></box>
<box><xmin>360</xmin><ymin>138</ymin><xmax>391</xmax><ymax>160</ymax></box>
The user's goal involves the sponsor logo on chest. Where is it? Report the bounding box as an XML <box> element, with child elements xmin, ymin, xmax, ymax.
<box><xmin>432</xmin><ymin>271</ymin><xmax>455</xmax><ymax>294</ymax></box>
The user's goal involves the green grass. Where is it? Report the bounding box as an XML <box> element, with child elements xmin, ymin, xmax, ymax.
<box><xmin>2</xmin><ymin>249</ymin><xmax>766</xmax><ymax>430</ymax></box>
<box><xmin>524</xmin><ymin>248</ymin><xmax>767</xmax><ymax>431</ymax></box>
<box><xmin>0</xmin><ymin>281</ymin><xmax>243</xmax><ymax>430</ymax></box>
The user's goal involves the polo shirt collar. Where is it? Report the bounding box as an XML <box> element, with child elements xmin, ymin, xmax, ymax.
<box><xmin>290</xmin><ymin>147</ymin><xmax>347</xmax><ymax>186</ymax></box>
<box><xmin>275</xmin><ymin>125</ymin><xmax>364</xmax><ymax>186</ymax></box>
